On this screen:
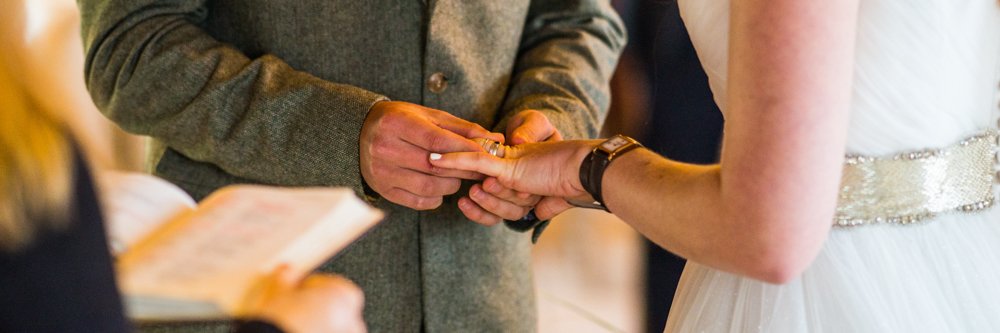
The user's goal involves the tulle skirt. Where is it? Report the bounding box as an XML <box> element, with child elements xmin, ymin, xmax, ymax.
<box><xmin>664</xmin><ymin>198</ymin><xmax>1000</xmax><ymax>332</ymax></box>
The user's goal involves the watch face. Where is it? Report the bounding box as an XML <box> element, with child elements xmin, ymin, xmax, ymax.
<box><xmin>600</xmin><ymin>136</ymin><xmax>631</xmax><ymax>152</ymax></box>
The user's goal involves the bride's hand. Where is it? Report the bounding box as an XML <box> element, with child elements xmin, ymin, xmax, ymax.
<box><xmin>429</xmin><ymin>139</ymin><xmax>600</xmax><ymax>218</ymax></box>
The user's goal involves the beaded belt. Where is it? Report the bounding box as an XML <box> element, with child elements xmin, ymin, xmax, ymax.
<box><xmin>833</xmin><ymin>129</ymin><xmax>999</xmax><ymax>227</ymax></box>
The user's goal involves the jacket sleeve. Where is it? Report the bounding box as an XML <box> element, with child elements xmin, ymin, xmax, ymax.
<box><xmin>78</xmin><ymin>0</ymin><xmax>387</xmax><ymax>191</ymax></box>
<box><xmin>493</xmin><ymin>0</ymin><xmax>625</xmax><ymax>239</ymax></box>
<box><xmin>495</xmin><ymin>0</ymin><xmax>627</xmax><ymax>140</ymax></box>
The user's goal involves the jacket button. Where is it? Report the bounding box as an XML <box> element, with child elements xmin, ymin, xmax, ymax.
<box><xmin>427</xmin><ymin>72</ymin><xmax>448</xmax><ymax>94</ymax></box>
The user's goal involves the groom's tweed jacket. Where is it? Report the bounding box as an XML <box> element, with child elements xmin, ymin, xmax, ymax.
<box><xmin>78</xmin><ymin>0</ymin><xmax>624</xmax><ymax>332</ymax></box>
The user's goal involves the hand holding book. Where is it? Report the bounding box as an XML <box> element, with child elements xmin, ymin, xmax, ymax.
<box><xmin>97</xmin><ymin>172</ymin><xmax>383</xmax><ymax>322</ymax></box>
<box><xmin>244</xmin><ymin>265</ymin><xmax>366</xmax><ymax>333</ymax></box>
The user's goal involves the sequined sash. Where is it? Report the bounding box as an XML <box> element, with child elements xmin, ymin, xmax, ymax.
<box><xmin>834</xmin><ymin>130</ymin><xmax>999</xmax><ymax>227</ymax></box>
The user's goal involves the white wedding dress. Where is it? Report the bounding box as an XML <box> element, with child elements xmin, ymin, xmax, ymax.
<box><xmin>667</xmin><ymin>0</ymin><xmax>1000</xmax><ymax>332</ymax></box>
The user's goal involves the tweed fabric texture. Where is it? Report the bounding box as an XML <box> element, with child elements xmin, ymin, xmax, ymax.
<box><xmin>79</xmin><ymin>0</ymin><xmax>624</xmax><ymax>331</ymax></box>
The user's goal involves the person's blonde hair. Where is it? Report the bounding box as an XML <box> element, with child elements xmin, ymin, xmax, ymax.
<box><xmin>0</xmin><ymin>43</ymin><xmax>74</xmax><ymax>252</ymax></box>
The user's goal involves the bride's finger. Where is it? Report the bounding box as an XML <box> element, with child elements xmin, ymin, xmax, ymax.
<box><xmin>428</xmin><ymin>151</ymin><xmax>510</xmax><ymax>178</ymax></box>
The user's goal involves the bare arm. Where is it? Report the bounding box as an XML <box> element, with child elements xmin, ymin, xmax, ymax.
<box><xmin>431</xmin><ymin>0</ymin><xmax>858</xmax><ymax>283</ymax></box>
<box><xmin>602</xmin><ymin>0</ymin><xmax>858</xmax><ymax>283</ymax></box>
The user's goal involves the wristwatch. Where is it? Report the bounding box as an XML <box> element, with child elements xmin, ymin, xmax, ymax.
<box><xmin>577</xmin><ymin>134</ymin><xmax>643</xmax><ymax>212</ymax></box>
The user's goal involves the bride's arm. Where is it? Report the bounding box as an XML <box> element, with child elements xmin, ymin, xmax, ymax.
<box><xmin>430</xmin><ymin>0</ymin><xmax>859</xmax><ymax>283</ymax></box>
<box><xmin>602</xmin><ymin>0</ymin><xmax>858</xmax><ymax>283</ymax></box>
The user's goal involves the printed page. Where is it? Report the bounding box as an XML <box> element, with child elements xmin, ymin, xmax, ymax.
<box><xmin>96</xmin><ymin>171</ymin><xmax>197</xmax><ymax>255</ymax></box>
<box><xmin>116</xmin><ymin>185</ymin><xmax>382</xmax><ymax>320</ymax></box>
<box><xmin>264</xmin><ymin>189</ymin><xmax>385</xmax><ymax>278</ymax></box>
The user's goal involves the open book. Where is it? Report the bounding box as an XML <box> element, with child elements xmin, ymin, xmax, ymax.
<box><xmin>97</xmin><ymin>172</ymin><xmax>383</xmax><ymax>321</ymax></box>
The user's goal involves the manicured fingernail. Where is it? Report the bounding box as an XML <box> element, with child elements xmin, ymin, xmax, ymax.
<box><xmin>429</xmin><ymin>153</ymin><xmax>442</xmax><ymax>160</ymax></box>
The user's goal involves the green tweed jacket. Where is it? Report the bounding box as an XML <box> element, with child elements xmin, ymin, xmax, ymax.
<box><xmin>79</xmin><ymin>1</ymin><xmax>624</xmax><ymax>332</ymax></box>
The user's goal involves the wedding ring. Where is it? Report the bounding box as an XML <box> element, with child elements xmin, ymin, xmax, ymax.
<box><xmin>474</xmin><ymin>138</ymin><xmax>506</xmax><ymax>158</ymax></box>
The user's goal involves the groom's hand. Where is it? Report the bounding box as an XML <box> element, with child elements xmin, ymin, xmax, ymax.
<box><xmin>360</xmin><ymin>101</ymin><xmax>502</xmax><ymax>210</ymax></box>
<box><xmin>459</xmin><ymin>110</ymin><xmax>559</xmax><ymax>225</ymax></box>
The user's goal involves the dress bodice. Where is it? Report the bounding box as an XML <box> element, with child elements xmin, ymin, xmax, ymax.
<box><xmin>678</xmin><ymin>0</ymin><xmax>1000</xmax><ymax>156</ymax></box>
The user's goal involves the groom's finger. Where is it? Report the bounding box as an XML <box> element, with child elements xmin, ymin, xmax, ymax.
<box><xmin>427</xmin><ymin>110</ymin><xmax>505</xmax><ymax>143</ymax></box>
<box><xmin>468</xmin><ymin>184</ymin><xmax>533</xmax><ymax>221</ymax></box>
<box><xmin>534</xmin><ymin>197</ymin><xmax>573</xmax><ymax>221</ymax></box>
<box><xmin>428</xmin><ymin>152</ymin><xmax>510</xmax><ymax>179</ymax></box>
<box><xmin>507</xmin><ymin>110</ymin><xmax>557</xmax><ymax>145</ymax></box>
<box><xmin>482</xmin><ymin>177</ymin><xmax>539</xmax><ymax>207</ymax></box>
<box><xmin>458</xmin><ymin>196</ymin><xmax>503</xmax><ymax>226</ymax></box>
